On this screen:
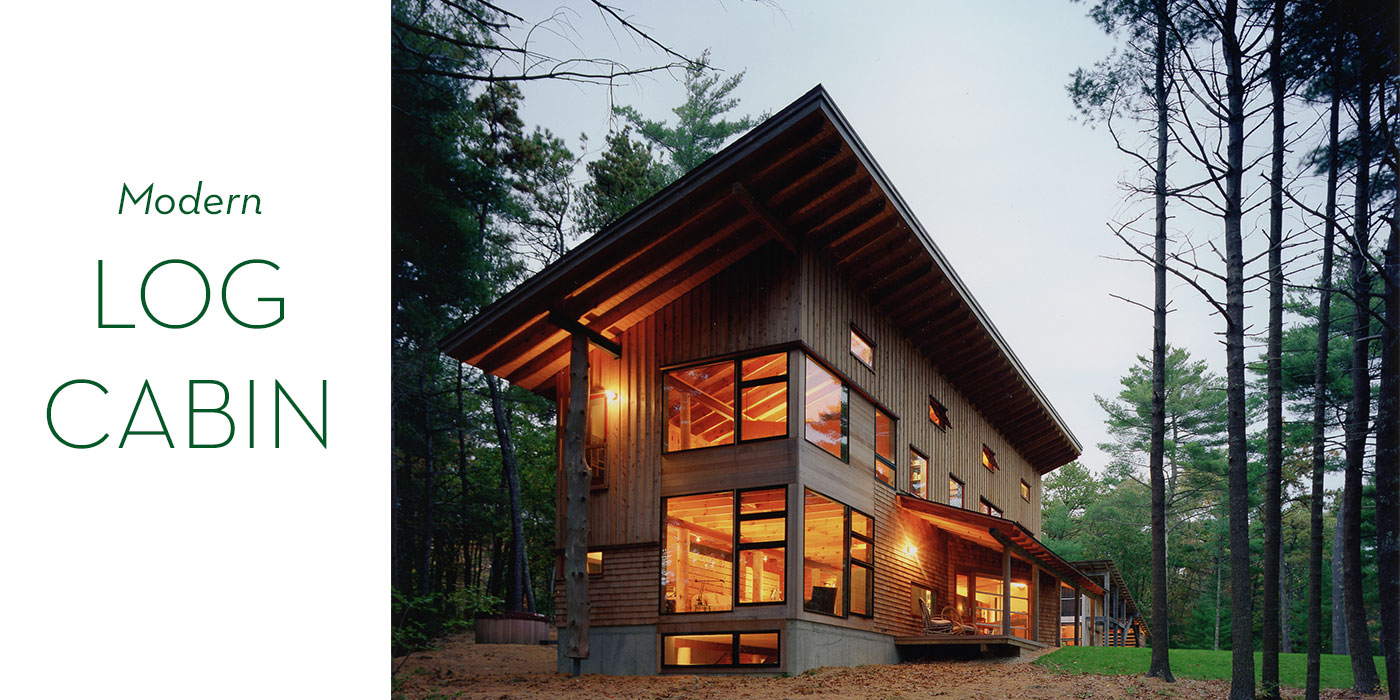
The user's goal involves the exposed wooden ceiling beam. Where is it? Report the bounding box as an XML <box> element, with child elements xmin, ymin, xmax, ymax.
<box><xmin>733</xmin><ymin>183</ymin><xmax>799</xmax><ymax>255</ymax></box>
<box><xmin>547</xmin><ymin>311</ymin><xmax>622</xmax><ymax>357</ymax></box>
<box><xmin>810</xmin><ymin>200</ymin><xmax>891</xmax><ymax>249</ymax></box>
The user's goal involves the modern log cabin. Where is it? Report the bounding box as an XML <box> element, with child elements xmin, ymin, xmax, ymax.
<box><xmin>442</xmin><ymin>86</ymin><xmax>1115</xmax><ymax>674</ymax></box>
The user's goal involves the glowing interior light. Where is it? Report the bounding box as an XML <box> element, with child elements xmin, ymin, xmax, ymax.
<box><xmin>605</xmin><ymin>389</ymin><xmax>618</xmax><ymax>401</ymax></box>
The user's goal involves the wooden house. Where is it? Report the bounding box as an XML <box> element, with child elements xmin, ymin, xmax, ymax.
<box><xmin>442</xmin><ymin>86</ymin><xmax>1108</xmax><ymax>675</ymax></box>
<box><xmin>1061</xmin><ymin>559</ymin><xmax>1149</xmax><ymax>648</ymax></box>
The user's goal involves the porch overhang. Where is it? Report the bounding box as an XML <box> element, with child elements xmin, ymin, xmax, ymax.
<box><xmin>896</xmin><ymin>494</ymin><xmax>1105</xmax><ymax>597</ymax></box>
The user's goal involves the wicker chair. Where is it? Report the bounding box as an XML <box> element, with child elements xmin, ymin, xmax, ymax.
<box><xmin>919</xmin><ymin>598</ymin><xmax>955</xmax><ymax>634</ymax></box>
<box><xmin>938</xmin><ymin>605</ymin><xmax>977</xmax><ymax>635</ymax></box>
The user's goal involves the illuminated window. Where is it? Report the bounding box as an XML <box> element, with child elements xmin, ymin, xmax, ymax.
<box><xmin>849</xmin><ymin>510</ymin><xmax>874</xmax><ymax>618</ymax></box>
<box><xmin>850</xmin><ymin>326</ymin><xmax>874</xmax><ymax>369</ymax></box>
<box><xmin>664</xmin><ymin>353</ymin><xmax>788</xmax><ymax>451</ymax></box>
<box><xmin>874</xmin><ymin>408</ymin><xmax>895</xmax><ymax>486</ymax></box>
<box><xmin>663</xmin><ymin>491</ymin><xmax>734</xmax><ymax>613</ymax></box>
<box><xmin>662</xmin><ymin>631</ymin><xmax>779</xmax><ymax>667</ymax></box>
<box><xmin>803</xmin><ymin>489</ymin><xmax>846</xmax><ymax>616</ymax></box>
<box><xmin>948</xmin><ymin>475</ymin><xmax>964</xmax><ymax>508</ymax></box>
<box><xmin>586</xmin><ymin>550</ymin><xmax>604</xmax><ymax>576</ymax></box>
<box><xmin>587</xmin><ymin>390</ymin><xmax>608</xmax><ymax>486</ymax></box>
<box><xmin>928</xmin><ymin>396</ymin><xmax>950</xmax><ymax>430</ymax></box>
<box><xmin>981</xmin><ymin>445</ymin><xmax>999</xmax><ymax>472</ymax></box>
<box><xmin>738</xmin><ymin>488</ymin><xmax>787</xmax><ymax>605</ymax></box>
<box><xmin>911</xmin><ymin>583</ymin><xmax>935</xmax><ymax>620</ymax></box>
<box><xmin>804</xmin><ymin>356</ymin><xmax>848</xmax><ymax>461</ymax></box>
<box><xmin>959</xmin><ymin>572</ymin><xmax>1029</xmax><ymax>639</ymax></box>
<box><xmin>979</xmin><ymin>498</ymin><xmax>1002</xmax><ymax>518</ymax></box>
<box><xmin>1020</xmin><ymin>479</ymin><xmax>1031</xmax><ymax>502</ymax></box>
<box><xmin>910</xmin><ymin>448</ymin><xmax>929</xmax><ymax>499</ymax></box>
<box><xmin>663</xmin><ymin>487</ymin><xmax>786</xmax><ymax>614</ymax></box>
<box><xmin>803</xmin><ymin>489</ymin><xmax>873</xmax><ymax>619</ymax></box>
<box><xmin>740</xmin><ymin>353</ymin><xmax>789</xmax><ymax>440</ymax></box>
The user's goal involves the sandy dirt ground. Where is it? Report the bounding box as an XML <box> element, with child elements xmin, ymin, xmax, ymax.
<box><xmin>392</xmin><ymin>633</ymin><xmax>1375</xmax><ymax>700</ymax></box>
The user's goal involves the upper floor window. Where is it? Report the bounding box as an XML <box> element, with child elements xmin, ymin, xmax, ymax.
<box><xmin>1020</xmin><ymin>479</ymin><xmax>1031</xmax><ymax>502</ymax></box>
<box><xmin>981</xmin><ymin>444</ymin><xmax>999</xmax><ymax>472</ymax></box>
<box><xmin>874</xmin><ymin>408</ymin><xmax>895</xmax><ymax>486</ymax></box>
<box><xmin>910</xmin><ymin>448</ymin><xmax>929</xmax><ymax>499</ymax></box>
<box><xmin>664</xmin><ymin>353</ymin><xmax>788</xmax><ymax>452</ymax></box>
<box><xmin>928</xmin><ymin>396</ymin><xmax>951</xmax><ymax>431</ymax></box>
<box><xmin>979</xmin><ymin>498</ymin><xmax>1002</xmax><ymax>518</ymax></box>
<box><xmin>949</xmin><ymin>474</ymin><xmax>964</xmax><ymax>508</ymax></box>
<box><xmin>587</xmin><ymin>390</ymin><xmax>608</xmax><ymax>487</ymax></box>
<box><xmin>804</xmin><ymin>356</ymin><xmax>848</xmax><ymax>461</ymax></box>
<box><xmin>850</xmin><ymin>325</ymin><xmax>874</xmax><ymax>369</ymax></box>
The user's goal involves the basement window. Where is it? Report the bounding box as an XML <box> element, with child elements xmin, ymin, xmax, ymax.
<box><xmin>981</xmin><ymin>445</ymin><xmax>999</xmax><ymax>472</ymax></box>
<box><xmin>850</xmin><ymin>325</ymin><xmax>874</xmax><ymax>369</ymax></box>
<box><xmin>662</xmin><ymin>631</ymin><xmax>779</xmax><ymax>668</ymax></box>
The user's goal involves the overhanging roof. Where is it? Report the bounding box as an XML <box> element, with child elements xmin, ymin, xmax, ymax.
<box><xmin>1070</xmin><ymin>559</ymin><xmax>1150</xmax><ymax>635</ymax></box>
<box><xmin>440</xmin><ymin>85</ymin><xmax>1081</xmax><ymax>472</ymax></box>
<box><xmin>897</xmin><ymin>495</ymin><xmax>1105</xmax><ymax>597</ymax></box>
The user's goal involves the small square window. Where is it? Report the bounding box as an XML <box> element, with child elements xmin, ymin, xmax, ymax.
<box><xmin>587</xmin><ymin>550</ymin><xmax>604</xmax><ymax>576</ymax></box>
<box><xmin>928</xmin><ymin>396</ymin><xmax>951</xmax><ymax>430</ymax></box>
<box><xmin>850</xmin><ymin>326</ymin><xmax>874</xmax><ymax>369</ymax></box>
<box><xmin>1020</xmin><ymin>479</ymin><xmax>1031</xmax><ymax>502</ymax></box>
<box><xmin>981</xmin><ymin>445</ymin><xmax>999</xmax><ymax>472</ymax></box>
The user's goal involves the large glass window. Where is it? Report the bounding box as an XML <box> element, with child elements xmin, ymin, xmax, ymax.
<box><xmin>803</xmin><ymin>489</ymin><xmax>846</xmax><ymax>616</ymax></box>
<box><xmin>956</xmin><ymin>572</ymin><xmax>1030</xmax><ymax>639</ymax></box>
<box><xmin>663</xmin><ymin>491</ymin><xmax>734</xmax><ymax>613</ymax></box>
<box><xmin>804</xmin><ymin>356</ymin><xmax>848</xmax><ymax>461</ymax></box>
<box><xmin>665</xmin><ymin>353</ymin><xmax>788</xmax><ymax>451</ymax></box>
<box><xmin>664</xmin><ymin>360</ymin><xmax>735</xmax><ymax>451</ymax></box>
<box><xmin>738</xmin><ymin>488</ymin><xmax>786</xmax><ymax>605</ymax></box>
<box><xmin>948</xmin><ymin>475</ymin><xmax>964</xmax><ymax>508</ymax></box>
<box><xmin>662</xmin><ymin>631</ymin><xmax>779</xmax><ymax>667</ymax></box>
<box><xmin>803</xmin><ymin>489</ymin><xmax>873</xmax><ymax>619</ymax></box>
<box><xmin>910</xmin><ymin>448</ymin><xmax>929</xmax><ymax>499</ymax></box>
<box><xmin>663</xmin><ymin>487</ymin><xmax>786</xmax><ymax>614</ymax></box>
<box><xmin>874</xmin><ymin>409</ymin><xmax>895</xmax><ymax>486</ymax></box>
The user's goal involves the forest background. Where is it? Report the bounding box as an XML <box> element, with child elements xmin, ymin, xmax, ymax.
<box><xmin>390</xmin><ymin>2</ymin><xmax>1397</xmax><ymax>697</ymax></box>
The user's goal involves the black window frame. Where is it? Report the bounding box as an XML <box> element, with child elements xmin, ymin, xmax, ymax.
<box><xmin>803</xmin><ymin>354</ymin><xmax>849</xmax><ymax>463</ymax></box>
<box><xmin>660</xmin><ymin>629</ymin><xmax>782</xmax><ymax>669</ymax></box>
<box><xmin>873</xmin><ymin>407</ymin><xmax>896</xmax><ymax>488</ymax></box>
<box><xmin>981</xmin><ymin>444</ymin><xmax>999</xmax><ymax>472</ymax></box>
<box><xmin>909</xmin><ymin>446</ymin><xmax>929</xmax><ymax>500</ymax></box>
<box><xmin>928</xmin><ymin>395</ymin><xmax>951</xmax><ymax>431</ymax></box>
<box><xmin>662</xmin><ymin>352</ymin><xmax>790</xmax><ymax>454</ymax></box>
<box><xmin>1020</xmin><ymin>479</ymin><xmax>1031</xmax><ymax>502</ymax></box>
<box><xmin>660</xmin><ymin>486</ymin><xmax>788</xmax><ymax>616</ymax></box>
<box><xmin>848</xmin><ymin>507</ymin><xmax>875</xmax><ymax>618</ymax></box>
<box><xmin>849</xmin><ymin>323</ymin><xmax>875</xmax><ymax>371</ymax></box>
<box><xmin>979</xmin><ymin>497</ymin><xmax>1002</xmax><ymax>518</ymax></box>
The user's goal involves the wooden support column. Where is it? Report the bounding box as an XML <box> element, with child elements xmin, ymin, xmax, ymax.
<box><xmin>563</xmin><ymin>332</ymin><xmax>591</xmax><ymax>674</ymax></box>
<box><xmin>1032</xmin><ymin>564</ymin><xmax>1041</xmax><ymax>643</ymax></box>
<box><xmin>1001</xmin><ymin>545</ymin><xmax>1012</xmax><ymax>635</ymax></box>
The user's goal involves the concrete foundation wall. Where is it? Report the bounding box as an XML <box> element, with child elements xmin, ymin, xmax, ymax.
<box><xmin>785</xmin><ymin>619</ymin><xmax>899</xmax><ymax>674</ymax></box>
<box><xmin>556</xmin><ymin>625</ymin><xmax>656</xmax><ymax>675</ymax></box>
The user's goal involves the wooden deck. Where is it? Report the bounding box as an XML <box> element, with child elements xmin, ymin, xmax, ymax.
<box><xmin>893</xmin><ymin>634</ymin><xmax>1047</xmax><ymax>656</ymax></box>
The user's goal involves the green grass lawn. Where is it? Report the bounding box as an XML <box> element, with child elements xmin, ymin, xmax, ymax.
<box><xmin>1034</xmin><ymin>646</ymin><xmax>1389</xmax><ymax>691</ymax></box>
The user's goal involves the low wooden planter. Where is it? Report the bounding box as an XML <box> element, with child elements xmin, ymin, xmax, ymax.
<box><xmin>475</xmin><ymin>611</ymin><xmax>548</xmax><ymax>645</ymax></box>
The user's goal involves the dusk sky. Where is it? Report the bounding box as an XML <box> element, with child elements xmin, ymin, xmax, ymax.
<box><xmin>511</xmin><ymin>1</ymin><xmax>1286</xmax><ymax>474</ymax></box>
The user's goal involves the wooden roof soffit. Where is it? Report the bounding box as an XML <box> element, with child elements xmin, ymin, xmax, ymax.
<box><xmin>732</xmin><ymin>182</ymin><xmax>799</xmax><ymax>255</ymax></box>
<box><xmin>547</xmin><ymin>310</ymin><xmax>620</xmax><ymax>357</ymax></box>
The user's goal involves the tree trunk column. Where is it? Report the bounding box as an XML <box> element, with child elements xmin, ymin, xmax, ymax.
<box><xmin>564</xmin><ymin>332</ymin><xmax>591</xmax><ymax>671</ymax></box>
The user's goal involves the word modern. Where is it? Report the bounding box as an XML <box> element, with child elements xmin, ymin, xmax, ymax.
<box><xmin>119</xmin><ymin>182</ymin><xmax>262</xmax><ymax>215</ymax></box>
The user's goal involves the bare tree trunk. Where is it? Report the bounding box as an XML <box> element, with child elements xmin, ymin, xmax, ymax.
<box><xmin>1342</xmin><ymin>68</ymin><xmax>1380</xmax><ymax>695</ymax></box>
<box><xmin>1215</xmin><ymin>558</ymin><xmax>1223</xmax><ymax>651</ymax></box>
<box><xmin>1308</xmin><ymin>52</ymin><xmax>1342</xmax><ymax>700</ymax></box>
<box><xmin>488</xmin><ymin>374</ymin><xmax>534</xmax><ymax>613</ymax></box>
<box><xmin>1282</xmin><ymin>556</ymin><xmax>1294</xmax><ymax>654</ymax></box>
<box><xmin>1261</xmin><ymin>2</ymin><xmax>1287</xmax><ymax>695</ymax></box>
<box><xmin>420</xmin><ymin>370</ymin><xmax>436</xmax><ymax>596</ymax></box>
<box><xmin>563</xmin><ymin>333</ymin><xmax>591</xmax><ymax>672</ymax></box>
<box><xmin>1375</xmin><ymin>194</ymin><xmax>1400</xmax><ymax>700</ymax></box>
<box><xmin>1147</xmin><ymin>0</ymin><xmax>1175</xmax><ymax>681</ymax></box>
<box><xmin>1220</xmin><ymin>3</ymin><xmax>1255</xmax><ymax>697</ymax></box>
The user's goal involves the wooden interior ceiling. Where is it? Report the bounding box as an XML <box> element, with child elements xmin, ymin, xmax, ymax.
<box><xmin>440</xmin><ymin>85</ymin><xmax>1080</xmax><ymax>473</ymax></box>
